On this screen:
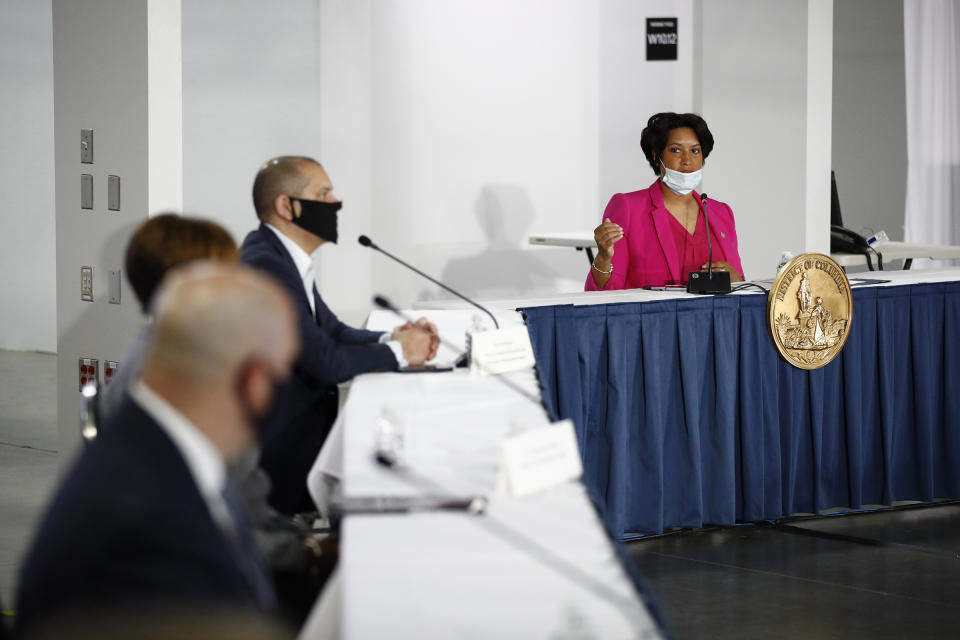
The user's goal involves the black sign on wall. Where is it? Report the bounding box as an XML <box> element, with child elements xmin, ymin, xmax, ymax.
<box><xmin>646</xmin><ymin>17</ymin><xmax>678</xmax><ymax>61</ymax></box>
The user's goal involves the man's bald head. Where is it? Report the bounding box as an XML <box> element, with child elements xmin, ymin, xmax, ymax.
<box><xmin>146</xmin><ymin>263</ymin><xmax>299</xmax><ymax>388</ymax></box>
<box><xmin>252</xmin><ymin>156</ymin><xmax>320</xmax><ymax>220</ymax></box>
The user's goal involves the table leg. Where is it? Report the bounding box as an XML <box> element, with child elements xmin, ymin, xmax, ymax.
<box><xmin>904</xmin><ymin>258</ymin><xmax>913</xmax><ymax>270</ymax></box>
<box><xmin>586</xmin><ymin>247</ymin><xmax>595</xmax><ymax>265</ymax></box>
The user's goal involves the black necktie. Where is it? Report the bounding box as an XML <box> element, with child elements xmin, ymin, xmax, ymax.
<box><xmin>220</xmin><ymin>479</ymin><xmax>277</xmax><ymax>610</ymax></box>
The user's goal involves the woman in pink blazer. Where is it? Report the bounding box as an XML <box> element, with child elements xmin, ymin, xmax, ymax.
<box><xmin>586</xmin><ymin>112</ymin><xmax>744</xmax><ymax>291</ymax></box>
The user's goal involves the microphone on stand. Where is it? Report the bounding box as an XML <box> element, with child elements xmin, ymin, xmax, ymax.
<box><xmin>358</xmin><ymin>235</ymin><xmax>500</xmax><ymax>329</ymax></box>
<box><xmin>686</xmin><ymin>193</ymin><xmax>731</xmax><ymax>294</ymax></box>
<box><xmin>703</xmin><ymin>193</ymin><xmax>714</xmax><ymax>280</ymax></box>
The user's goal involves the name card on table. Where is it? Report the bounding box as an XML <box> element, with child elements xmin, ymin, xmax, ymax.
<box><xmin>470</xmin><ymin>325</ymin><xmax>536</xmax><ymax>376</ymax></box>
<box><xmin>496</xmin><ymin>420</ymin><xmax>583</xmax><ymax>497</ymax></box>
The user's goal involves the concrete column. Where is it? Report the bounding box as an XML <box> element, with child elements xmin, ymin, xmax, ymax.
<box><xmin>53</xmin><ymin>0</ymin><xmax>182</xmax><ymax>463</ymax></box>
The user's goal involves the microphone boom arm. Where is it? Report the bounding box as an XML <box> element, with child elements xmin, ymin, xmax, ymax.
<box><xmin>359</xmin><ymin>235</ymin><xmax>500</xmax><ymax>329</ymax></box>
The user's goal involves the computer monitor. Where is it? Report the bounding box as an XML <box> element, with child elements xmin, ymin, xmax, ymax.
<box><xmin>831</xmin><ymin>170</ymin><xmax>843</xmax><ymax>227</ymax></box>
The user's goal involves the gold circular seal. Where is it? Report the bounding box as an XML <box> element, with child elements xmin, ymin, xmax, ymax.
<box><xmin>767</xmin><ymin>253</ymin><xmax>852</xmax><ymax>370</ymax></box>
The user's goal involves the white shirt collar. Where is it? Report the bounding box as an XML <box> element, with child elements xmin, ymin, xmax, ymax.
<box><xmin>265</xmin><ymin>223</ymin><xmax>316</xmax><ymax>314</ymax></box>
<box><xmin>130</xmin><ymin>380</ymin><xmax>230</xmax><ymax>525</ymax></box>
<box><xmin>263</xmin><ymin>223</ymin><xmax>404</xmax><ymax>364</ymax></box>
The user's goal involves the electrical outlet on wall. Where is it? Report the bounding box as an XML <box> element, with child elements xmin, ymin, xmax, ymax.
<box><xmin>80</xmin><ymin>128</ymin><xmax>94</xmax><ymax>164</ymax></box>
<box><xmin>104</xmin><ymin>360</ymin><xmax>119</xmax><ymax>386</ymax></box>
<box><xmin>81</xmin><ymin>266</ymin><xmax>93</xmax><ymax>301</ymax></box>
<box><xmin>78</xmin><ymin>357</ymin><xmax>99</xmax><ymax>391</ymax></box>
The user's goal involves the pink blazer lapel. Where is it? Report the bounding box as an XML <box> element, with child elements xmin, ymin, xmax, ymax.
<box><xmin>701</xmin><ymin>198</ymin><xmax>742</xmax><ymax>274</ymax></box>
<box><xmin>648</xmin><ymin>183</ymin><xmax>683</xmax><ymax>283</ymax></box>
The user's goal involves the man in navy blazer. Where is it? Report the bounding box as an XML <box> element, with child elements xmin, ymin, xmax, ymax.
<box><xmin>16</xmin><ymin>265</ymin><xmax>300</xmax><ymax>633</ymax></box>
<box><xmin>241</xmin><ymin>156</ymin><xmax>437</xmax><ymax>514</ymax></box>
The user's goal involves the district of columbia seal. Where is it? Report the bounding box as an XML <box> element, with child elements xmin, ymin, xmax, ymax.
<box><xmin>767</xmin><ymin>253</ymin><xmax>853</xmax><ymax>370</ymax></box>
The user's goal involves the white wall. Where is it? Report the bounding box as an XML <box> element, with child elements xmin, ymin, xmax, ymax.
<box><xmin>181</xmin><ymin>0</ymin><xmax>322</xmax><ymax>253</ymax></box>
<box><xmin>5</xmin><ymin>0</ymin><xmax>844</xmax><ymax>363</ymax></box>
<box><xmin>832</xmin><ymin>0</ymin><xmax>906</xmax><ymax>241</ymax></box>
<box><xmin>179</xmin><ymin>0</ymin><xmax>694</xmax><ymax>322</ymax></box>
<box><xmin>697</xmin><ymin>0</ymin><xmax>833</xmax><ymax>279</ymax></box>
<box><xmin>599</xmin><ymin>1</ymin><xmax>695</xmax><ymax>200</ymax></box>
<box><xmin>0</xmin><ymin>0</ymin><xmax>56</xmax><ymax>352</ymax></box>
<box><xmin>338</xmin><ymin>0</ymin><xmax>601</xmax><ymax>315</ymax></box>
<box><xmin>317</xmin><ymin>0</ymin><xmax>694</xmax><ymax>321</ymax></box>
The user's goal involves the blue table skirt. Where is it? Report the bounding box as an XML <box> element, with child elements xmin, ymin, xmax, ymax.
<box><xmin>521</xmin><ymin>282</ymin><xmax>960</xmax><ymax>537</ymax></box>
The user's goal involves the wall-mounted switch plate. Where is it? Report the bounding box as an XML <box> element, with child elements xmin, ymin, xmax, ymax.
<box><xmin>81</xmin><ymin>128</ymin><xmax>94</xmax><ymax>164</ymax></box>
<box><xmin>78</xmin><ymin>357</ymin><xmax>99</xmax><ymax>391</ymax></box>
<box><xmin>81</xmin><ymin>174</ymin><xmax>93</xmax><ymax>209</ymax></box>
<box><xmin>81</xmin><ymin>266</ymin><xmax>93</xmax><ymax>301</ymax></box>
<box><xmin>107</xmin><ymin>175</ymin><xmax>120</xmax><ymax>211</ymax></box>
<box><xmin>108</xmin><ymin>269</ymin><xmax>121</xmax><ymax>304</ymax></box>
<box><xmin>104</xmin><ymin>360</ymin><xmax>119</xmax><ymax>386</ymax></box>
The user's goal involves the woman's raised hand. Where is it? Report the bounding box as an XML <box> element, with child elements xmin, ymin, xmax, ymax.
<box><xmin>594</xmin><ymin>217</ymin><xmax>624</xmax><ymax>259</ymax></box>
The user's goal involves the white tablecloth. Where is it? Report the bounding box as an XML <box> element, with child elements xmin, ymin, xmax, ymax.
<box><xmin>332</xmin><ymin>486</ymin><xmax>658</xmax><ymax>640</ymax></box>
<box><xmin>301</xmin><ymin>309</ymin><xmax>662</xmax><ymax>639</ymax></box>
<box><xmin>413</xmin><ymin>267</ymin><xmax>960</xmax><ymax>311</ymax></box>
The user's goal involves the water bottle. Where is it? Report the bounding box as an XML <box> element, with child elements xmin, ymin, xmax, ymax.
<box><xmin>777</xmin><ymin>251</ymin><xmax>795</xmax><ymax>274</ymax></box>
<box><xmin>375</xmin><ymin>407</ymin><xmax>405</xmax><ymax>467</ymax></box>
<box><xmin>464</xmin><ymin>314</ymin><xmax>486</xmax><ymax>373</ymax></box>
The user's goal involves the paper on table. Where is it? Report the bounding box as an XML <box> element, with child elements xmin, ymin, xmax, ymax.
<box><xmin>496</xmin><ymin>420</ymin><xmax>583</xmax><ymax>497</ymax></box>
<box><xmin>470</xmin><ymin>325</ymin><xmax>536</xmax><ymax>376</ymax></box>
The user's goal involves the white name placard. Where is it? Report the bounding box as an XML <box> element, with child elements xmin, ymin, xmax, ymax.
<box><xmin>470</xmin><ymin>325</ymin><xmax>536</xmax><ymax>376</ymax></box>
<box><xmin>497</xmin><ymin>420</ymin><xmax>583</xmax><ymax>497</ymax></box>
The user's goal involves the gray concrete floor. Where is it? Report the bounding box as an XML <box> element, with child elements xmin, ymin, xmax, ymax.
<box><xmin>627</xmin><ymin>503</ymin><xmax>960</xmax><ymax>639</ymax></box>
<box><xmin>0</xmin><ymin>349</ymin><xmax>59</xmax><ymax>619</ymax></box>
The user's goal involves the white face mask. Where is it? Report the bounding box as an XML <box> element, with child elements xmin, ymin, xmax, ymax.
<box><xmin>660</xmin><ymin>159</ymin><xmax>702</xmax><ymax>196</ymax></box>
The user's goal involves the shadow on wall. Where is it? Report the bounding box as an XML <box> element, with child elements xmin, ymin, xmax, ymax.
<box><xmin>431</xmin><ymin>184</ymin><xmax>584</xmax><ymax>301</ymax></box>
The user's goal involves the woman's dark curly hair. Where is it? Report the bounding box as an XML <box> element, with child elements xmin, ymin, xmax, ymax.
<box><xmin>639</xmin><ymin>112</ymin><xmax>714</xmax><ymax>176</ymax></box>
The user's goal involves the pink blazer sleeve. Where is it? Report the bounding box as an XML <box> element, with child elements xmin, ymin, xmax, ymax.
<box><xmin>585</xmin><ymin>194</ymin><xmax>631</xmax><ymax>291</ymax></box>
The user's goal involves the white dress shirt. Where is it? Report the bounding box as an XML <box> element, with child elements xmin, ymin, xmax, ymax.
<box><xmin>130</xmin><ymin>381</ymin><xmax>235</xmax><ymax>534</ymax></box>
<box><xmin>265</xmin><ymin>223</ymin><xmax>317</xmax><ymax>315</ymax></box>
<box><xmin>263</xmin><ymin>223</ymin><xmax>406</xmax><ymax>366</ymax></box>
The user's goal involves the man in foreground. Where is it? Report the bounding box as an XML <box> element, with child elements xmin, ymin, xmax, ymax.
<box><xmin>16</xmin><ymin>264</ymin><xmax>299</xmax><ymax>632</ymax></box>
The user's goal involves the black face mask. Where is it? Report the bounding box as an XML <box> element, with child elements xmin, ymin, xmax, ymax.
<box><xmin>289</xmin><ymin>197</ymin><xmax>342</xmax><ymax>244</ymax></box>
<box><xmin>235</xmin><ymin>365</ymin><xmax>288</xmax><ymax>440</ymax></box>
